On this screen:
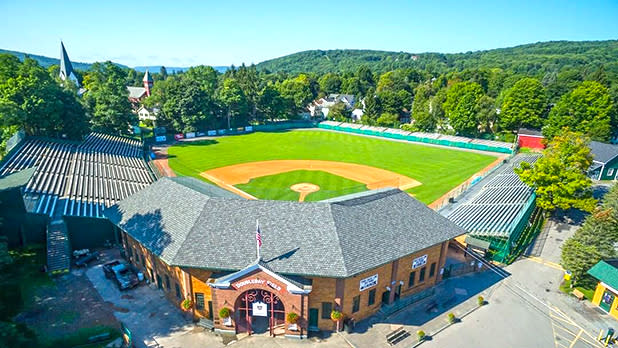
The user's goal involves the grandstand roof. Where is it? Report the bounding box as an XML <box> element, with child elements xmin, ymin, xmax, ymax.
<box><xmin>0</xmin><ymin>167</ymin><xmax>36</xmax><ymax>192</ymax></box>
<box><xmin>105</xmin><ymin>179</ymin><xmax>466</xmax><ymax>278</ymax></box>
<box><xmin>445</xmin><ymin>154</ymin><xmax>540</xmax><ymax>238</ymax></box>
<box><xmin>0</xmin><ymin>133</ymin><xmax>155</xmax><ymax>218</ymax></box>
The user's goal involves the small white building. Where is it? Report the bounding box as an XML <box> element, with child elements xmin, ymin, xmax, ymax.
<box><xmin>136</xmin><ymin>106</ymin><xmax>158</xmax><ymax>122</ymax></box>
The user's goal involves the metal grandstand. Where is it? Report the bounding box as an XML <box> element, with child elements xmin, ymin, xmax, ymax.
<box><xmin>318</xmin><ymin>121</ymin><xmax>515</xmax><ymax>154</ymax></box>
<box><xmin>0</xmin><ymin>133</ymin><xmax>155</xmax><ymax>273</ymax></box>
<box><xmin>445</xmin><ymin>154</ymin><xmax>542</xmax><ymax>263</ymax></box>
<box><xmin>0</xmin><ymin>133</ymin><xmax>155</xmax><ymax>218</ymax></box>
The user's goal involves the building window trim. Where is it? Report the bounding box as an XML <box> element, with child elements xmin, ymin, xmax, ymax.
<box><xmin>321</xmin><ymin>302</ymin><xmax>333</xmax><ymax>319</ymax></box>
<box><xmin>352</xmin><ymin>295</ymin><xmax>361</xmax><ymax>313</ymax></box>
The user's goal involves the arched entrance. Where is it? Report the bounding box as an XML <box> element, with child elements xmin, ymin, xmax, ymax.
<box><xmin>235</xmin><ymin>289</ymin><xmax>285</xmax><ymax>336</ymax></box>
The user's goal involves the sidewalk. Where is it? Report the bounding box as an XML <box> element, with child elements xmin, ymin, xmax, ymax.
<box><xmin>341</xmin><ymin>271</ymin><xmax>501</xmax><ymax>348</ymax></box>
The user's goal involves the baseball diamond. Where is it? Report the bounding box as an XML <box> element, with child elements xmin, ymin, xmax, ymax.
<box><xmin>168</xmin><ymin>130</ymin><xmax>498</xmax><ymax>203</ymax></box>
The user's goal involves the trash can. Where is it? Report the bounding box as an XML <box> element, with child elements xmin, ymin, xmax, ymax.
<box><xmin>346</xmin><ymin>318</ymin><xmax>355</xmax><ymax>333</ymax></box>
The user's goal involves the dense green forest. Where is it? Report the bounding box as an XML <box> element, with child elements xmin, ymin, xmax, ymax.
<box><xmin>256</xmin><ymin>40</ymin><xmax>618</xmax><ymax>75</ymax></box>
<box><xmin>1</xmin><ymin>40</ymin><xmax>617</xmax><ymax>156</ymax></box>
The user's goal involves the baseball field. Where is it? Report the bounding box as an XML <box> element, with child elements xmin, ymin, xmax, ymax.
<box><xmin>167</xmin><ymin>130</ymin><xmax>499</xmax><ymax>204</ymax></box>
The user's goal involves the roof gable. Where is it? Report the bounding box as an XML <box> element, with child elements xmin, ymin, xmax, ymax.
<box><xmin>589</xmin><ymin>141</ymin><xmax>618</xmax><ymax>164</ymax></box>
<box><xmin>588</xmin><ymin>259</ymin><xmax>618</xmax><ymax>290</ymax></box>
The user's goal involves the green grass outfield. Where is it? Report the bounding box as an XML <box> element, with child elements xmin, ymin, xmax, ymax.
<box><xmin>236</xmin><ymin>170</ymin><xmax>368</xmax><ymax>201</ymax></box>
<box><xmin>168</xmin><ymin>130</ymin><xmax>498</xmax><ymax>204</ymax></box>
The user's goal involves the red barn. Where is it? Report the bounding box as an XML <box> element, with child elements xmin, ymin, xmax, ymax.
<box><xmin>517</xmin><ymin>128</ymin><xmax>545</xmax><ymax>150</ymax></box>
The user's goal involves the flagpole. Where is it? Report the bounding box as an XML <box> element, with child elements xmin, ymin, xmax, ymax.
<box><xmin>256</xmin><ymin>219</ymin><xmax>261</xmax><ymax>261</ymax></box>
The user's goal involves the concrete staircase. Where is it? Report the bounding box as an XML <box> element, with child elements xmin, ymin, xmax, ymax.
<box><xmin>46</xmin><ymin>219</ymin><xmax>71</xmax><ymax>274</ymax></box>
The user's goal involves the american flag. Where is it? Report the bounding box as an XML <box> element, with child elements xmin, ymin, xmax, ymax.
<box><xmin>255</xmin><ymin>220</ymin><xmax>262</xmax><ymax>248</ymax></box>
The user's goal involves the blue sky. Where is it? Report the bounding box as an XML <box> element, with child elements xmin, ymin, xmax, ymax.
<box><xmin>0</xmin><ymin>0</ymin><xmax>616</xmax><ymax>67</ymax></box>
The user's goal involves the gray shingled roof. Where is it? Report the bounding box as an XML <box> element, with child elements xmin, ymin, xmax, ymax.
<box><xmin>105</xmin><ymin>178</ymin><xmax>465</xmax><ymax>278</ymax></box>
<box><xmin>589</xmin><ymin>141</ymin><xmax>618</xmax><ymax>164</ymax></box>
<box><xmin>127</xmin><ymin>86</ymin><xmax>147</xmax><ymax>99</ymax></box>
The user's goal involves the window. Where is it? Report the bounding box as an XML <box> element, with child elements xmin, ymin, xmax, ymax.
<box><xmin>368</xmin><ymin>289</ymin><xmax>376</xmax><ymax>306</ymax></box>
<box><xmin>408</xmin><ymin>271</ymin><xmax>416</xmax><ymax>287</ymax></box>
<box><xmin>195</xmin><ymin>293</ymin><xmax>205</xmax><ymax>310</ymax></box>
<box><xmin>127</xmin><ymin>247</ymin><xmax>133</xmax><ymax>258</ymax></box>
<box><xmin>165</xmin><ymin>275</ymin><xmax>171</xmax><ymax>290</ymax></box>
<box><xmin>429</xmin><ymin>263</ymin><xmax>436</xmax><ymax>278</ymax></box>
<box><xmin>141</xmin><ymin>254</ymin><xmax>145</xmax><ymax>267</ymax></box>
<box><xmin>134</xmin><ymin>252</ymin><xmax>139</xmax><ymax>264</ymax></box>
<box><xmin>352</xmin><ymin>295</ymin><xmax>360</xmax><ymax>313</ymax></box>
<box><xmin>175</xmin><ymin>283</ymin><xmax>181</xmax><ymax>299</ymax></box>
<box><xmin>610</xmin><ymin>168</ymin><xmax>616</xmax><ymax>177</ymax></box>
<box><xmin>419</xmin><ymin>267</ymin><xmax>426</xmax><ymax>282</ymax></box>
<box><xmin>321</xmin><ymin>302</ymin><xmax>332</xmax><ymax>319</ymax></box>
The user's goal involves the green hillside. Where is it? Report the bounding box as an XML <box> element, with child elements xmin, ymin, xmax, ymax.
<box><xmin>255</xmin><ymin>40</ymin><xmax>618</xmax><ymax>74</ymax></box>
<box><xmin>0</xmin><ymin>48</ymin><xmax>128</xmax><ymax>70</ymax></box>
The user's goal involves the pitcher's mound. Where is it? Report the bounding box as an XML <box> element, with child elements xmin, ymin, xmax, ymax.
<box><xmin>290</xmin><ymin>183</ymin><xmax>320</xmax><ymax>202</ymax></box>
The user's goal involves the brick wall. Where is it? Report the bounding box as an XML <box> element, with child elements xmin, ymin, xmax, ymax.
<box><xmin>122</xmin><ymin>233</ymin><xmax>190</xmax><ymax>312</ymax></box>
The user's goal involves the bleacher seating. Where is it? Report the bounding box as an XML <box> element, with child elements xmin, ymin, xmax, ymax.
<box><xmin>0</xmin><ymin>133</ymin><xmax>156</xmax><ymax>218</ymax></box>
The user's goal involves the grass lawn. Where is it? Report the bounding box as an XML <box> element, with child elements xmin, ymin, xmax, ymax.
<box><xmin>236</xmin><ymin>170</ymin><xmax>367</xmax><ymax>201</ymax></box>
<box><xmin>559</xmin><ymin>279</ymin><xmax>596</xmax><ymax>301</ymax></box>
<box><xmin>168</xmin><ymin>130</ymin><xmax>498</xmax><ymax>204</ymax></box>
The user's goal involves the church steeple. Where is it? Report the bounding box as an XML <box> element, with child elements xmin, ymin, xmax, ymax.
<box><xmin>143</xmin><ymin>70</ymin><xmax>153</xmax><ymax>97</ymax></box>
<box><xmin>59</xmin><ymin>41</ymin><xmax>79</xmax><ymax>87</ymax></box>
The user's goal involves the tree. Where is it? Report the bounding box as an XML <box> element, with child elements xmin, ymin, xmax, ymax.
<box><xmin>278</xmin><ymin>74</ymin><xmax>315</xmax><ymax>113</ymax></box>
<box><xmin>561</xmin><ymin>184</ymin><xmax>618</xmax><ymax>282</ymax></box>
<box><xmin>82</xmin><ymin>61</ymin><xmax>135</xmax><ymax>133</ymax></box>
<box><xmin>376</xmin><ymin>112</ymin><xmax>399</xmax><ymax>127</ymax></box>
<box><xmin>318</xmin><ymin>73</ymin><xmax>342</xmax><ymax>95</ymax></box>
<box><xmin>218</xmin><ymin>78</ymin><xmax>248</xmax><ymax>128</ymax></box>
<box><xmin>499</xmin><ymin>78</ymin><xmax>547</xmax><ymax>131</ymax></box>
<box><xmin>362</xmin><ymin>88</ymin><xmax>381</xmax><ymax>125</ymax></box>
<box><xmin>543</xmin><ymin>81</ymin><xmax>614</xmax><ymax>141</ymax></box>
<box><xmin>515</xmin><ymin>130</ymin><xmax>597</xmax><ymax>212</ymax></box>
<box><xmin>443</xmin><ymin>82</ymin><xmax>484</xmax><ymax>136</ymax></box>
<box><xmin>257</xmin><ymin>84</ymin><xmax>287</xmax><ymax>121</ymax></box>
<box><xmin>327</xmin><ymin>102</ymin><xmax>350</xmax><ymax>121</ymax></box>
<box><xmin>411</xmin><ymin>83</ymin><xmax>436</xmax><ymax>131</ymax></box>
<box><xmin>159</xmin><ymin>66</ymin><xmax>168</xmax><ymax>80</ymax></box>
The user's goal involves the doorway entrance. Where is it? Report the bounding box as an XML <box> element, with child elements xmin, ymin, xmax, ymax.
<box><xmin>600</xmin><ymin>290</ymin><xmax>615</xmax><ymax>312</ymax></box>
<box><xmin>235</xmin><ymin>289</ymin><xmax>285</xmax><ymax>336</ymax></box>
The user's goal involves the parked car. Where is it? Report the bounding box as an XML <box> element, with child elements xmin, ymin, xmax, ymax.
<box><xmin>102</xmin><ymin>260</ymin><xmax>139</xmax><ymax>290</ymax></box>
<box><xmin>75</xmin><ymin>251</ymin><xmax>99</xmax><ymax>267</ymax></box>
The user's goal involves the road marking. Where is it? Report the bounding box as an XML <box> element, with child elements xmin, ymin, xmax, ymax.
<box><xmin>523</xmin><ymin>255</ymin><xmax>564</xmax><ymax>271</ymax></box>
<box><xmin>569</xmin><ymin>330</ymin><xmax>583</xmax><ymax>348</ymax></box>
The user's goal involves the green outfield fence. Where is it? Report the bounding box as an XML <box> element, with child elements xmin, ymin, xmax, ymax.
<box><xmin>318</xmin><ymin>122</ymin><xmax>515</xmax><ymax>154</ymax></box>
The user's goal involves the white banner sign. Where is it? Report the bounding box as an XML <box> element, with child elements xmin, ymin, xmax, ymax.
<box><xmin>252</xmin><ymin>301</ymin><xmax>268</xmax><ymax>317</ymax></box>
<box><xmin>359</xmin><ymin>274</ymin><xmax>378</xmax><ymax>291</ymax></box>
<box><xmin>245</xmin><ymin>126</ymin><xmax>253</xmax><ymax>132</ymax></box>
<box><xmin>412</xmin><ymin>254</ymin><xmax>428</xmax><ymax>269</ymax></box>
<box><xmin>185</xmin><ymin>132</ymin><xmax>196</xmax><ymax>139</ymax></box>
<box><xmin>207</xmin><ymin>130</ymin><xmax>217</xmax><ymax>136</ymax></box>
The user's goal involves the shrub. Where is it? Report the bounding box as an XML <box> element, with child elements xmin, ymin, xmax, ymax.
<box><xmin>447</xmin><ymin>312</ymin><xmax>456</xmax><ymax>324</ymax></box>
<box><xmin>286</xmin><ymin>312</ymin><xmax>299</xmax><ymax>324</ymax></box>
<box><xmin>477</xmin><ymin>295</ymin><xmax>485</xmax><ymax>306</ymax></box>
<box><xmin>417</xmin><ymin>330</ymin><xmax>426</xmax><ymax>341</ymax></box>
<box><xmin>330</xmin><ymin>310</ymin><xmax>343</xmax><ymax>321</ymax></box>
<box><xmin>219</xmin><ymin>307</ymin><xmax>231</xmax><ymax>318</ymax></box>
<box><xmin>181</xmin><ymin>298</ymin><xmax>192</xmax><ymax>311</ymax></box>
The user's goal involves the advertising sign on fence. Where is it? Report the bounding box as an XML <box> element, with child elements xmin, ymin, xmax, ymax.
<box><xmin>155</xmin><ymin>135</ymin><xmax>167</xmax><ymax>142</ymax></box>
<box><xmin>208</xmin><ymin>130</ymin><xmax>217</xmax><ymax>136</ymax></box>
<box><xmin>197</xmin><ymin>131</ymin><xmax>206</xmax><ymax>137</ymax></box>
<box><xmin>185</xmin><ymin>132</ymin><xmax>196</xmax><ymax>139</ymax></box>
<box><xmin>217</xmin><ymin>129</ymin><xmax>226</xmax><ymax>135</ymax></box>
<box><xmin>174</xmin><ymin>133</ymin><xmax>184</xmax><ymax>140</ymax></box>
<box><xmin>245</xmin><ymin>126</ymin><xmax>253</xmax><ymax>132</ymax></box>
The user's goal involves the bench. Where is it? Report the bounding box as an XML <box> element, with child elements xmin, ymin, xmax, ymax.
<box><xmin>386</xmin><ymin>327</ymin><xmax>410</xmax><ymax>346</ymax></box>
<box><xmin>197</xmin><ymin>318</ymin><xmax>214</xmax><ymax>331</ymax></box>
<box><xmin>572</xmin><ymin>289</ymin><xmax>585</xmax><ymax>301</ymax></box>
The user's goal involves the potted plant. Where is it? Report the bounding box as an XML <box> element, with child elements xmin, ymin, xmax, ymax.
<box><xmin>417</xmin><ymin>330</ymin><xmax>426</xmax><ymax>342</ymax></box>
<box><xmin>477</xmin><ymin>295</ymin><xmax>485</xmax><ymax>306</ymax></box>
<box><xmin>181</xmin><ymin>298</ymin><xmax>192</xmax><ymax>311</ymax></box>
<box><xmin>447</xmin><ymin>312</ymin><xmax>456</xmax><ymax>324</ymax></box>
<box><xmin>219</xmin><ymin>307</ymin><xmax>232</xmax><ymax>326</ymax></box>
<box><xmin>330</xmin><ymin>310</ymin><xmax>343</xmax><ymax>331</ymax></box>
<box><xmin>286</xmin><ymin>312</ymin><xmax>299</xmax><ymax>331</ymax></box>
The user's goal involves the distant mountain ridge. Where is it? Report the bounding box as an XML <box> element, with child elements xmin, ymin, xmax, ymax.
<box><xmin>255</xmin><ymin>40</ymin><xmax>618</xmax><ymax>74</ymax></box>
<box><xmin>0</xmin><ymin>48</ymin><xmax>229</xmax><ymax>73</ymax></box>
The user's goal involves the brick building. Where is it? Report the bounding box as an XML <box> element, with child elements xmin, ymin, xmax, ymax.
<box><xmin>105</xmin><ymin>177</ymin><xmax>465</xmax><ymax>339</ymax></box>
